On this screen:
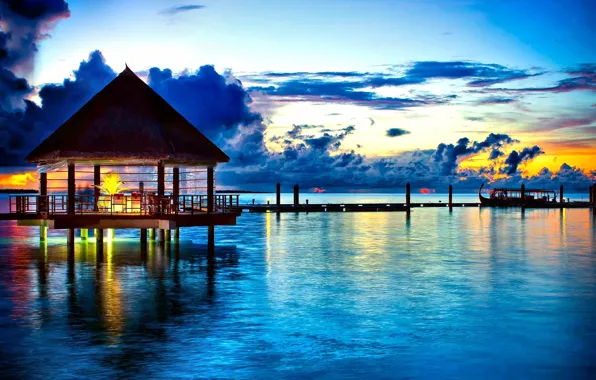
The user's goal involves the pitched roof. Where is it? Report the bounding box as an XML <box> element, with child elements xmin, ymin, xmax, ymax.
<box><xmin>26</xmin><ymin>66</ymin><xmax>230</xmax><ymax>164</ymax></box>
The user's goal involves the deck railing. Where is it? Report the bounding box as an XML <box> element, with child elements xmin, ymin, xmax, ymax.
<box><xmin>9</xmin><ymin>194</ymin><xmax>240</xmax><ymax>216</ymax></box>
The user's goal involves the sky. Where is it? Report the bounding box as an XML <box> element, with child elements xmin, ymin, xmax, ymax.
<box><xmin>0</xmin><ymin>0</ymin><xmax>595</xmax><ymax>191</ymax></box>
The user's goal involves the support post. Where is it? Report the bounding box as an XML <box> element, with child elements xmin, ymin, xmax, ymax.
<box><xmin>39</xmin><ymin>172</ymin><xmax>47</xmax><ymax>213</ymax></box>
<box><xmin>293</xmin><ymin>184</ymin><xmax>299</xmax><ymax>206</ymax></box>
<box><xmin>173</xmin><ymin>167</ymin><xmax>179</xmax><ymax>213</ymax></box>
<box><xmin>207</xmin><ymin>166</ymin><xmax>214</xmax><ymax>214</ymax></box>
<box><xmin>406</xmin><ymin>183</ymin><xmax>411</xmax><ymax>214</ymax></box>
<box><xmin>521</xmin><ymin>184</ymin><xmax>526</xmax><ymax>210</ymax></box>
<box><xmin>448</xmin><ymin>184</ymin><xmax>453</xmax><ymax>211</ymax></box>
<box><xmin>560</xmin><ymin>185</ymin><xmax>564</xmax><ymax>206</ymax></box>
<box><xmin>165</xmin><ymin>229</ymin><xmax>171</xmax><ymax>241</ymax></box>
<box><xmin>67</xmin><ymin>163</ymin><xmax>75</xmax><ymax>214</ymax></box>
<box><xmin>149</xmin><ymin>228</ymin><xmax>156</xmax><ymax>241</ymax></box>
<box><xmin>208</xmin><ymin>225</ymin><xmax>215</xmax><ymax>258</ymax></box>
<box><xmin>140</xmin><ymin>228</ymin><xmax>147</xmax><ymax>242</ymax></box>
<box><xmin>67</xmin><ymin>228</ymin><xmax>75</xmax><ymax>244</ymax></box>
<box><xmin>276</xmin><ymin>183</ymin><xmax>281</xmax><ymax>208</ymax></box>
<box><xmin>94</xmin><ymin>165</ymin><xmax>100</xmax><ymax>212</ymax></box>
<box><xmin>590</xmin><ymin>185</ymin><xmax>593</xmax><ymax>204</ymax></box>
<box><xmin>158</xmin><ymin>229</ymin><xmax>165</xmax><ymax>245</ymax></box>
<box><xmin>80</xmin><ymin>228</ymin><xmax>88</xmax><ymax>241</ymax></box>
<box><xmin>40</xmin><ymin>226</ymin><xmax>47</xmax><ymax>241</ymax></box>
<box><xmin>174</xmin><ymin>227</ymin><xmax>180</xmax><ymax>242</ymax></box>
<box><xmin>592</xmin><ymin>185</ymin><xmax>596</xmax><ymax>216</ymax></box>
<box><xmin>95</xmin><ymin>229</ymin><xmax>104</xmax><ymax>244</ymax></box>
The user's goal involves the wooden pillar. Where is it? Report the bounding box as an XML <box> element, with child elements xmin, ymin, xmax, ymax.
<box><xmin>207</xmin><ymin>166</ymin><xmax>214</xmax><ymax>214</ymax></box>
<box><xmin>80</xmin><ymin>228</ymin><xmax>88</xmax><ymax>240</ymax></box>
<box><xmin>165</xmin><ymin>229</ymin><xmax>171</xmax><ymax>241</ymax></box>
<box><xmin>560</xmin><ymin>185</ymin><xmax>564</xmax><ymax>205</ymax></box>
<box><xmin>95</xmin><ymin>229</ymin><xmax>104</xmax><ymax>244</ymax></box>
<box><xmin>157</xmin><ymin>162</ymin><xmax>165</xmax><ymax>197</ymax></box>
<box><xmin>39</xmin><ymin>172</ymin><xmax>47</xmax><ymax>213</ymax></box>
<box><xmin>158</xmin><ymin>229</ymin><xmax>165</xmax><ymax>245</ymax></box>
<box><xmin>140</xmin><ymin>228</ymin><xmax>147</xmax><ymax>242</ymax></box>
<box><xmin>94</xmin><ymin>165</ymin><xmax>100</xmax><ymax>212</ymax></box>
<box><xmin>208</xmin><ymin>225</ymin><xmax>215</xmax><ymax>258</ymax></box>
<box><xmin>592</xmin><ymin>185</ymin><xmax>596</xmax><ymax>216</ymax></box>
<box><xmin>448</xmin><ymin>184</ymin><xmax>453</xmax><ymax>211</ymax></box>
<box><xmin>67</xmin><ymin>228</ymin><xmax>75</xmax><ymax>244</ymax></box>
<box><xmin>293</xmin><ymin>184</ymin><xmax>299</xmax><ymax>206</ymax></box>
<box><xmin>590</xmin><ymin>185</ymin><xmax>593</xmax><ymax>204</ymax></box>
<box><xmin>40</xmin><ymin>226</ymin><xmax>47</xmax><ymax>241</ymax></box>
<box><xmin>174</xmin><ymin>227</ymin><xmax>180</xmax><ymax>242</ymax></box>
<box><xmin>149</xmin><ymin>228</ymin><xmax>156</xmax><ymax>241</ymax></box>
<box><xmin>67</xmin><ymin>163</ymin><xmax>75</xmax><ymax>214</ymax></box>
<box><xmin>521</xmin><ymin>184</ymin><xmax>526</xmax><ymax>210</ymax></box>
<box><xmin>173</xmin><ymin>167</ymin><xmax>180</xmax><ymax>213</ymax></box>
<box><xmin>276</xmin><ymin>183</ymin><xmax>281</xmax><ymax>207</ymax></box>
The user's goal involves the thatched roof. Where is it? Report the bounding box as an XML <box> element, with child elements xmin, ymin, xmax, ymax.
<box><xmin>26</xmin><ymin>66</ymin><xmax>230</xmax><ymax>164</ymax></box>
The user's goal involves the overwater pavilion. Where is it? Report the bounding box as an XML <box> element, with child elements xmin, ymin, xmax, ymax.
<box><xmin>6</xmin><ymin>66</ymin><xmax>240</xmax><ymax>244</ymax></box>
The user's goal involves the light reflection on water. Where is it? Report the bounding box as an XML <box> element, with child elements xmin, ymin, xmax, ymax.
<box><xmin>0</xmin><ymin>208</ymin><xmax>595</xmax><ymax>379</ymax></box>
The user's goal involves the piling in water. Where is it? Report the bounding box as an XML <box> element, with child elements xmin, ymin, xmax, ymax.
<box><xmin>448</xmin><ymin>185</ymin><xmax>453</xmax><ymax>211</ymax></box>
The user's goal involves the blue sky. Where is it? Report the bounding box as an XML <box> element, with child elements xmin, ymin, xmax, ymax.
<box><xmin>1</xmin><ymin>0</ymin><xmax>595</xmax><ymax>190</ymax></box>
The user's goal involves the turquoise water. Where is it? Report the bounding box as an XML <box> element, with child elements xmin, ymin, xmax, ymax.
<box><xmin>0</xmin><ymin>197</ymin><xmax>595</xmax><ymax>379</ymax></box>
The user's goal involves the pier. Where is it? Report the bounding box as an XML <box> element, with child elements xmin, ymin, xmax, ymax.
<box><xmin>242</xmin><ymin>182</ymin><xmax>596</xmax><ymax>213</ymax></box>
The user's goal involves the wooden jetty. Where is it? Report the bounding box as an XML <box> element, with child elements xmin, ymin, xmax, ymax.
<box><xmin>241</xmin><ymin>182</ymin><xmax>596</xmax><ymax>213</ymax></box>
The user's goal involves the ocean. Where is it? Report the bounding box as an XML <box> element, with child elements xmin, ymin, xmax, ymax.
<box><xmin>0</xmin><ymin>194</ymin><xmax>595</xmax><ymax>379</ymax></box>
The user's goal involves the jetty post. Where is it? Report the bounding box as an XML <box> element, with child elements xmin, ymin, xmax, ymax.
<box><xmin>521</xmin><ymin>184</ymin><xmax>526</xmax><ymax>212</ymax></box>
<box><xmin>406</xmin><ymin>183</ymin><xmax>411</xmax><ymax>215</ymax></box>
<box><xmin>592</xmin><ymin>185</ymin><xmax>596</xmax><ymax>216</ymax></box>
<box><xmin>448</xmin><ymin>185</ymin><xmax>453</xmax><ymax>211</ymax></box>
<box><xmin>276</xmin><ymin>183</ymin><xmax>281</xmax><ymax>208</ymax></box>
<box><xmin>560</xmin><ymin>185</ymin><xmax>564</xmax><ymax>206</ymax></box>
<box><xmin>293</xmin><ymin>184</ymin><xmax>299</xmax><ymax>206</ymax></box>
<box><xmin>590</xmin><ymin>185</ymin><xmax>593</xmax><ymax>204</ymax></box>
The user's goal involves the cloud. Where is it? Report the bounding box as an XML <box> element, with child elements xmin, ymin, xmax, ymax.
<box><xmin>160</xmin><ymin>4</ymin><xmax>205</xmax><ymax>15</ymax></box>
<box><xmin>465</xmin><ymin>116</ymin><xmax>484</xmax><ymax>121</ymax></box>
<box><xmin>404</xmin><ymin>61</ymin><xmax>539</xmax><ymax>87</ymax></box>
<box><xmin>0</xmin><ymin>0</ymin><xmax>71</xmax><ymax>165</ymax></box>
<box><xmin>432</xmin><ymin>133</ymin><xmax>518</xmax><ymax>175</ymax></box>
<box><xmin>492</xmin><ymin>64</ymin><xmax>595</xmax><ymax>93</ymax></box>
<box><xmin>386</xmin><ymin>128</ymin><xmax>410</xmax><ymax>137</ymax></box>
<box><xmin>477</xmin><ymin>96</ymin><xmax>517</xmax><ymax>105</ymax></box>
<box><xmin>501</xmin><ymin>146</ymin><xmax>544</xmax><ymax>175</ymax></box>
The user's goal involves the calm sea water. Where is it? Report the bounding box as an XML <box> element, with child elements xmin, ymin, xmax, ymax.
<box><xmin>0</xmin><ymin>195</ymin><xmax>595</xmax><ymax>379</ymax></box>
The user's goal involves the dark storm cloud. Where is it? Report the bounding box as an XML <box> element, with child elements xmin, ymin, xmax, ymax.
<box><xmin>160</xmin><ymin>4</ymin><xmax>205</xmax><ymax>15</ymax></box>
<box><xmin>386</xmin><ymin>128</ymin><xmax>410</xmax><ymax>137</ymax></box>
<box><xmin>432</xmin><ymin>133</ymin><xmax>518</xmax><ymax>175</ymax></box>
<box><xmin>500</xmin><ymin>146</ymin><xmax>544</xmax><ymax>175</ymax></box>
<box><xmin>0</xmin><ymin>0</ymin><xmax>71</xmax><ymax>165</ymax></box>
<box><xmin>465</xmin><ymin>116</ymin><xmax>484</xmax><ymax>121</ymax></box>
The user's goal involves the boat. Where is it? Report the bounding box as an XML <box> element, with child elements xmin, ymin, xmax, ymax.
<box><xmin>478</xmin><ymin>183</ymin><xmax>559</xmax><ymax>207</ymax></box>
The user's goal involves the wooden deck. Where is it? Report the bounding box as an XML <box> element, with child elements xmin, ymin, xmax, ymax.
<box><xmin>0</xmin><ymin>211</ymin><xmax>240</xmax><ymax>229</ymax></box>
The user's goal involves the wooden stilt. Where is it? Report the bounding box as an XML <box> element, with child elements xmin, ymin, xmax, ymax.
<box><xmin>560</xmin><ymin>185</ymin><xmax>564</xmax><ymax>207</ymax></box>
<box><xmin>448</xmin><ymin>184</ymin><xmax>453</xmax><ymax>212</ymax></box>
<box><xmin>208</xmin><ymin>225</ymin><xmax>215</xmax><ymax>258</ymax></box>
<box><xmin>149</xmin><ymin>228</ymin><xmax>156</xmax><ymax>240</ymax></box>
<box><xmin>140</xmin><ymin>228</ymin><xmax>147</xmax><ymax>242</ymax></box>
<box><xmin>174</xmin><ymin>227</ymin><xmax>180</xmax><ymax>241</ymax></box>
<box><xmin>165</xmin><ymin>229</ymin><xmax>171</xmax><ymax>241</ymax></box>
<box><xmin>40</xmin><ymin>226</ymin><xmax>47</xmax><ymax>241</ymax></box>
<box><xmin>95</xmin><ymin>229</ymin><xmax>104</xmax><ymax>244</ymax></box>
<box><xmin>80</xmin><ymin>228</ymin><xmax>88</xmax><ymax>240</ymax></box>
<box><xmin>521</xmin><ymin>184</ymin><xmax>526</xmax><ymax>212</ymax></box>
<box><xmin>158</xmin><ymin>229</ymin><xmax>165</xmax><ymax>245</ymax></box>
<box><xmin>406</xmin><ymin>183</ymin><xmax>411</xmax><ymax>214</ymax></box>
<box><xmin>276</xmin><ymin>183</ymin><xmax>281</xmax><ymax>211</ymax></box>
